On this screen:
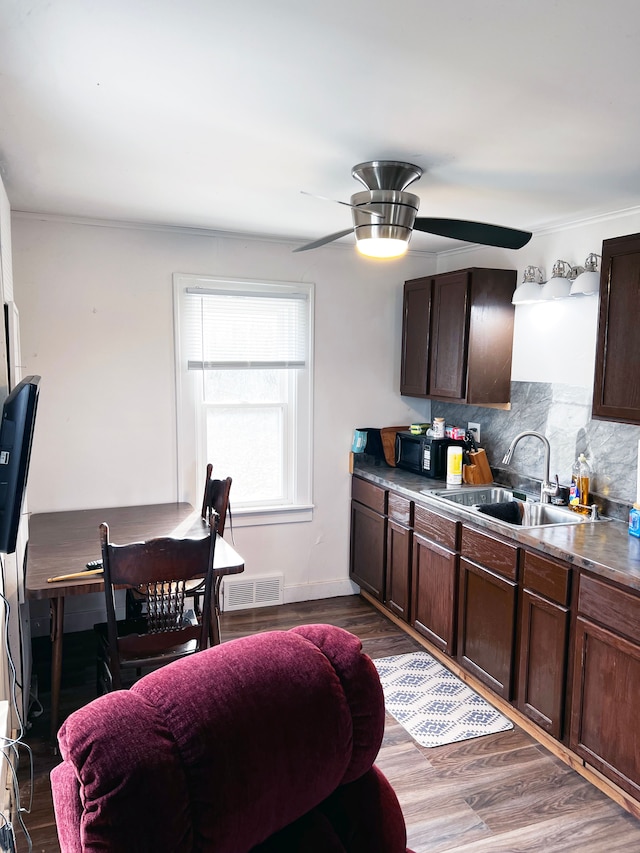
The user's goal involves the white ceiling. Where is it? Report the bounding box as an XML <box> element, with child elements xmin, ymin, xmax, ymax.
<box><xmin>1</xmin><ymin>0</ymin><xmax>640</xmax><ymax>253</ymax></box>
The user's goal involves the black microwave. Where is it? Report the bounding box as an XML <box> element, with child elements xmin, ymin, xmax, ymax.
<box><xmin>395</xmin><ymin>431</ymin><xmax>465</xmax><ymax>479</ymax></box>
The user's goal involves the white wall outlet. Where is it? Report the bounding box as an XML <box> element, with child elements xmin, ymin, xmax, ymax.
<box><xmin>468</xmin><ymin>422</ymin><xmax>481</xmax><ymax>444</ymax></box>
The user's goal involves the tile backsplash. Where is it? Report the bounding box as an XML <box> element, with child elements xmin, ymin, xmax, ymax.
<box><xmin>432</xmin><ymin>381</ymin><xmax>640</xmax><ymax>521</ymax></box>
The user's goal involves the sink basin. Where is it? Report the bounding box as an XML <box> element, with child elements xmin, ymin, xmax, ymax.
<box><xmin>424</xmin><ymin>486</ymin><xmax>519</xmax><ymax>507</ymax></box>
<box><xmin>423</xmin><ymin>486</ymin><xmax>602</xmax><ymax>528</ymax></box>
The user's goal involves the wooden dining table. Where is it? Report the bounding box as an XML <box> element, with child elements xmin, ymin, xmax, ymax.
<box><xmin>25</xmin><ymin>502</ymin><xmax>245</xmax><ymax>739</ymax></box>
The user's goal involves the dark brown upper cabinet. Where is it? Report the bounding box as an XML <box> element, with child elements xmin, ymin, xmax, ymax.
<box><xmin>400</xmin><ymin>267</ymin><xmax>517</xmax><ymax>405</ymax></box>
<box><xmin>592</xmin><ymin>232</ymin><xmax>640</xmax><ymax>424</ymax></box>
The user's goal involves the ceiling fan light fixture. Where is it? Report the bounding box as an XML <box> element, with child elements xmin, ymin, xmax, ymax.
<box><xmin>294</xmin><ymin>160</ymin><xmax>533</xmax><ymax>254</ymax></box>
<box><xmin>356</xmin><ymin>236</ymin><xmax>410</xmax><ymax>259</ymax></box>
<box><xmin>354</xmin><ymin>219</ymin><xmax>413</xmax><ymax>259</ymax></box>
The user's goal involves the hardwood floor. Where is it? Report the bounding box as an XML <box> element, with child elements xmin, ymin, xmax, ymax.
<box><xmin>16</xmin><ymin>594</ymin><xmax>640</xmax><ymax>852</ymax></box>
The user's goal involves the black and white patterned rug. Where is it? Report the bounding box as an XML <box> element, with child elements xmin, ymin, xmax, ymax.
<box><xmin>373</xmin><ymin>651</ymin><xmax>513</xmax><ymax>748</ymax></box>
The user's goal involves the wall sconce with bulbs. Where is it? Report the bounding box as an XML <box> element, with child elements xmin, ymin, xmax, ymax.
<box><xmin>540</xmin><ymin>259</ymin><xmax>583</xmax><ymax>300</ymax></box>
<box><xmin>511</xmin><ymin>265</ymin><xmax>546</xmax><ymax>304</ymax></box>
<box><xmin>512</xmin><ymin>254</ymin><xmax>601</xmax><ymax>304</ymax></box>
<box><xmin>570</xmin><ymin>253</ymin><xmax>601</xmax><ymax>296</ymax></box>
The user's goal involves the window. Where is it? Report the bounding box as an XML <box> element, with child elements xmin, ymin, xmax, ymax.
<box><xmin>173</xmin><ymin>275</ymin><xmax>314</xmax><ymax>524</ymax></box>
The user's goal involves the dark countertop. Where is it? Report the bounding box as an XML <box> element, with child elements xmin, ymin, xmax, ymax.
<box><xmin>353</xmin><ymin>461</ymin><xmax>640</xmax><ymax>594</ymax></box>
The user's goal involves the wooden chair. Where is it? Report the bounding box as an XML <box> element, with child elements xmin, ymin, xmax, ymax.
<box><xmin>95</xmin><ymin>518</ymin><xmax>218</xmax><ymax>694</ymax></box>
<box><xmin>201</xmin><ymin>463</ymin><xmax>232</xmax><ymax>534</ymax></box>
<box><xmin>187</xmin><ymin>465</ymin><xmax>232</xmax><ymax>621</ymax></box>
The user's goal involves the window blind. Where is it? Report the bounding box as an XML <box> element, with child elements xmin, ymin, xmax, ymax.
<box><xmin>184</xmin><ymin>286</ymin><xmax>308</xmax><ymax>370</ymax></box>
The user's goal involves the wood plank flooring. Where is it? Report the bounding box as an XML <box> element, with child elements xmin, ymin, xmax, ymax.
<box><xmin>15</xmin><ymin>594</ymin><xmax>640</xmax><ymax>852</ymax></box>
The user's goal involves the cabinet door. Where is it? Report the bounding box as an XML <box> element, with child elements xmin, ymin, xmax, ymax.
<box><xmin>400</xmin><ymin>277</ymin><xmax>431</xmax><ymax>397</ymax></box>
<box><xmin>570</xmin><ymin>616</ymin><xmax>640</xmax><ymax>799</ymax></box>
<box><xmin>350</xmin><ymin>500</ymin><xmax>386</xmax><ymax>601</ymax></box>
<box><xmin>411</xmin><ymin>532</ymin><xmax>458</xmax><ymax>655</ymax></box>
<box><xmin>385</xmin><ymin>520</ymin><xmax>411</xmax><ymax>621</ymax></box>
<box><xmin>458</xmin><ymin>556</ymin><xmax>517</xmax><ymax>698</ymax></box>
<box><xmin>592</xmin><ymin>232</ymin><xmax>640</xmax><ymax>423</ymax></box>
<box><xmin>517</xmin><ymin>589</ymin><xmax>569</xmax><ymax>739</ymax></box>
<box><xmin>429</xmin><ymin>271</ymin><xmax>469</xmax><ymax>400</ymax></box>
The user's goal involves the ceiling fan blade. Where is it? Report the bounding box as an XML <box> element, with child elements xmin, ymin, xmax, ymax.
<box><xmin>300</xmin><ymin>191</ymin><xmax>383</xmax><ymax>218</ymax></box>
<box><xmin>413</xmin><ymin>217</ymin><xmax>532</xmax><ymax>250</ymax></box>
<box><xmin>293</xmin><ymin>228</ymin><xmax>354</xmax><ymax>253</ymax></box>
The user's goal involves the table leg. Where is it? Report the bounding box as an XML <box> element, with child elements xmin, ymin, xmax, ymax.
<box><xmin>49</xmin><ymin>596</ymin><xmax>65</xmax><ymax>742</ymax></box>
<box><xmin>210</xmin><ymin>576</ymin><xmax>222</xmax><ymax>646</ymax></box>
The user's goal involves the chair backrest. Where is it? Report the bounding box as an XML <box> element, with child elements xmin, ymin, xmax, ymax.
<box><xmin>201</xmin><ymin>463</ymin><xmax>232</xmax><ymax>535</ymax></box>
<box><xmin>99</xmin><ymin>520</ymin><xmax>217</xmax><ymax>676</ymax></box>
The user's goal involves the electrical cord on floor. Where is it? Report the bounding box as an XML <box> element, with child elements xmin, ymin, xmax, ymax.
<box><xmin>0</xmin><ymin>554</ymin><xmax>33</xmax><ymax>852</ymax></box>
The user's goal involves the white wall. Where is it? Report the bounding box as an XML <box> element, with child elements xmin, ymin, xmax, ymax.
<box><xmin>11</xmin><ymin>216</ymin><xmax>435</xmax><ymax>618</ymax></box>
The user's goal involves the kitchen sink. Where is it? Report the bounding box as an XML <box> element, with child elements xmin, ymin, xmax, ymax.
<box><xmin>424</xmin><ymin>486</ymin><xmax>518</xmax><ymax>507</ymax></box>
<box><xmin>422</xmin><ymin>486</ymin><xmax>605</xmax><ymax>528</ymax></box>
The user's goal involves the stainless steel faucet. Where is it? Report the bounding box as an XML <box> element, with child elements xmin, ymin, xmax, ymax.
<box><xmin>501</xmin><ymin>430</ymin><xmax>558</xmax><ymax>504</ymax></box>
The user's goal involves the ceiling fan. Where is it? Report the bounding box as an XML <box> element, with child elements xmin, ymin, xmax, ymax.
<box><xmin>294</xmin><ymin>160</ymin><xmax>532</xmax><ymax>258</ymax></box>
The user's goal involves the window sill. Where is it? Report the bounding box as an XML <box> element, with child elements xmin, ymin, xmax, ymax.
<box><xmin>231</xmin><ymin>504</ymin><xmax>314</xmax><ymax>527</ymax></box>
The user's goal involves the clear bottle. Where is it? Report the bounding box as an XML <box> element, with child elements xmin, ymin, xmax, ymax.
<box><xmin>569</xmin><ymin>457</ymin><xmax>580</xmax><ymax>506</ymax></box>
<box><xmin>570</xmin><ymin>453</ymin><xmax>591</xmax><ymax>513</ymax></box>
<box><xmin>577</xmin><ymin>454</ymin><xmax>591</xmax><ymax>506</ymax></box>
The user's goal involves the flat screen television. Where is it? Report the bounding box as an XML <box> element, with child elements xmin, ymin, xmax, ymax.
<box><xmin>0</xmin><ymin>375</ymin><xmax>40</xmax><ymax>554</ymax></box>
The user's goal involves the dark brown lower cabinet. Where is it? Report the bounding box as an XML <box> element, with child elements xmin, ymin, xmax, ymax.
<box><xmin>412</xmin><ymin>533</ymin><xmax>458</xmax><ymax>654</ymax></box>
<box><xmin>385</xmin><ymin>519</ymin><xmax>412</xmax><ymax>620</ymax></box>
<box><xmin>410</xmin><ymin>504</ymin><xmax>459</xmax><ymax>655</ymax></box>
<box><xmin>349</xmin><ymin>478</ymin><xmax>387</xmax><ymax>602</ymax></box>
<box><xmin>457</xmin><ymin>526</ymin><xmax>519</xmax><ymax>699</ymax></box>
<box><xmin>349</xmin><ymin>475</ymin><xmax>640</xmax><ymax>813</ymax></box>
<box><xmin>518</xmin><ymin>590</ymin><xmax>569</xmax><ymax>738</ymax></box>
<box><xmin>517</xmin><ymin>551</ymin><xmax>572</xmax><ymax>740</ymax></box>
<box><xmin>384</xmin><ymin>493</ymin><xmax>413</xmax><ymax>621</ymax></box>
<box><xmin>570</xmin><ymin>574</ymin><xmax>640</xmax><ymax>799</ymax></box>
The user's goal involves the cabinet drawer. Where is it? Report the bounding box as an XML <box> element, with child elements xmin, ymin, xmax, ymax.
<box><xmin>523</xmin><ymin>551</ymin><xmax>571</xmax><ymax>606</ymax></box>
<box><xmin>351</xmin><ymin>477</ymin><xmax>387</xmax><ymax>514</ymax></box>
<box><xmin>578</xmin><ymin>574</ymin><xmax>640</xmax><ymax>645</ymax></box>
<box><xmin>414</xmin><ymin>504</ymin><xmax>458</xmax><ymax>550</ymax></box>
<box><xmin>388</xmin><ymin>492</ymin><xmax>413</xmax><ymax>526</ymax></box>
<box><xmin>461</xmin><ymin>526</ymin><xmax>518</xmax><ymax>581</ymax></box>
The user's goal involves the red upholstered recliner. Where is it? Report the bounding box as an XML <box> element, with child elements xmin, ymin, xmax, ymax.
<box><xmin>50</xmin><ymin>624</ymin><xmax>413</xmax><ymax>853</ymax></box>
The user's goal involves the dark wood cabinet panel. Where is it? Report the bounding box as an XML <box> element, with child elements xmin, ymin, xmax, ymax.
<box><xmin>349</xmin><ymin>499</ymin><xmax>386</xmax><ymax>601</ymax></box>
<box><xmin>385</xmin><ymin>519</ymin><xmax>412</xmax><ymax>621</ymax></box>
<box><xmin>522</xmin><ymin>550</ymin><xmax>571</xmax><ymax>606</ymax></box>
<box><xmin>518</xmin><ymin>588</ymin><xmax>570</xmax><ymax>739</ymax></box>
<box><xmin>400</xmin><ymin>266</ymin><xmax>516</xmax><ymax>405</ymax></box>
<box><xmin>388</xmin><ymin>493</ymin><xmax>413</xmax><ymax>527</ymax></box>
<box><xmin>460</xmin><ymin>525</ymin><xmax>518</xmax><ymax>581</ymax></box>
<box><xmin>458</xmin><ymin>556</ymin><xmax>517</xmax><ymax>698</ymax></box>
<box><xmin>413</xmin><ymin>504</ymin><xmax>458</xmax><ymax>550</ymax></box>
<box><xmin>578</xmin><ymin>573</ymin><xmax>640</xmax><ymax>645</ymax></box>
<box><xmin>429</xmin><ymin>271</ymin><xmax>469</xmax><ymax>399</ymax></box>
<box><xmin>465</xmin><ymin>268</ymin><xmax>517</xmax><ymax>404</ymax></box>
<box><xmin>571</xmin><ymin>616</ymin><xmax>640</xmax><ymax>799</ymax></box>
<box><xmin>517</xmin><ymin>550</ymin><xmax>573</xmax><ymax>739</ymax></box>
<box><xmin>400</xmin><ymin>277</ymin><xmax>431</xmax><ymax>396</ymax></box>
<box><xmin>351</xmin><ymin>476</ymin><xmax>387</xmax><ymax>514</ymax></box>
<box><xmin>412</xmin><ymin>532</ymin><xmax>458</xmax><ymax>654</ymax></box>
<box><xmin>593</xmin><ymin>231</ymin><xmax>640</xmax><ymax>423</ymax></box>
